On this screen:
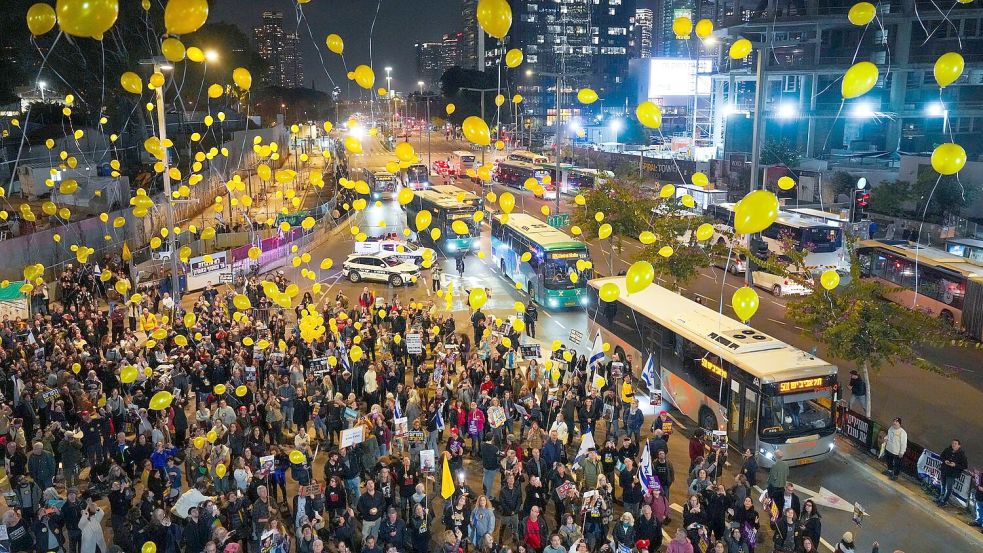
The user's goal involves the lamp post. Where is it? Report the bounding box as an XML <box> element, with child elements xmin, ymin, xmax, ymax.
<box><xmin>385</xmin><ymin>67</ymin><xmax>393</xmax><ymax>132</ymax></box>
<box><xmin>140</xmin><ymin>57</ymin><xmax>181</xmax><ymax>305</ymax></box>
<box><xmin>37</xmin><ymin>81</ymin><xmax>47</xmax><ymax>102</ymax></box>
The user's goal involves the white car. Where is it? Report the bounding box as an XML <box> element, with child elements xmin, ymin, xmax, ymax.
<box><xmin>752</xmin><ymin>270</ymin><xmax>814</xmax><ymax>297</ymax></box>
<box><xmin>353</xmin><ymin>239</ymin><xmax>434</xmax><ymax>265</ymax></box>
<box><xmin>343</xmin><ymin>253</ymin><xmax>420</xmax><ymax>287</ymax></box>
<box><xmin>714</xmin><ymin>254</ymin><xmax>747</xmax><ymax>275</ymax></box>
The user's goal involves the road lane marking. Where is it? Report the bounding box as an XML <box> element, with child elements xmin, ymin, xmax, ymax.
<box><xmin>767</xmin><ymin>318</ymin><xmax>787</xmax><ymax>325</ymax></box>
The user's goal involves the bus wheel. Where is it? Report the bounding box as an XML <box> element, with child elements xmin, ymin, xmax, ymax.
<box><xmin>699</xmin><ymin>406</ymin><xmax>718</xmax><ymax>432</ymax></box>
<box><xmin>939</xmin><ymin>310</ymin><xmax>955</xmax><ymax>326</ymax></box>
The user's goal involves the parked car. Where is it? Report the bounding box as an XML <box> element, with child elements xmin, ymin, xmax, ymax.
<box><xmin>751</xmin><ymin>269</ymin><xmax>814</xmax><ymax>297</ymax></box>
<box><xmin>342</xmin><ymin>253</ymin><xmax>421</xmax><ymax>287</ymax></box>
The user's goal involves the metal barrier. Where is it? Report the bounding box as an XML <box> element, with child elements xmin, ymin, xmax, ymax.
<box><xmin>836</xmin><ymin>405</ymin><xmax>977</xmax><ymax>508</ymax></box>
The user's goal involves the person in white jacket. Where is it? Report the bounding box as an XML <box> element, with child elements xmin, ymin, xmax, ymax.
<box><xmin>78</xmin><ymin>501</ymin><xmax>108</xmax><ymax>553</ymax></box>
<box><xmin>882</xmin><ymin>417</ymin><xmax>907</xmax><ymax>480</ymax></box>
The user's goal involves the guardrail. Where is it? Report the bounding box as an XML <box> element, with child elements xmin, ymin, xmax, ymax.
<box><xmin>836</xmin><ymin>405</ymin><xmax>977</xmax><ymax>509</ymax></box>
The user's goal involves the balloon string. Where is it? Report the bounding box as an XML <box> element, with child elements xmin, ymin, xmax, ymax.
<box><xmin>923</xmin><ymin>0</ymin><xmax>962</xmax><ymax>49</ymax></box>
<box><xmin>296</xmin><ymin>4</ymin><xmax>337</xmax><ymax>88</ymax></box>
<box><xmin>7</xmin><ymin>31</ymin><xmax>63</xmax><ymax>192</ymax></box>
<box><xmin>912</xmin><ymin>175</ymin><xmax>942</xmax><ymax>310</ymax></box>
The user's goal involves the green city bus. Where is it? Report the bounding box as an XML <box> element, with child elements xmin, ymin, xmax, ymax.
<box><xmin>491</xmin><ymin>213</ymin><xmax>592</xmax><ymax>309</ymax></box>
<box><xmin>405</xmin><ymin>187</ymin><xmax>480</xmax><ymax>255</ymax></box>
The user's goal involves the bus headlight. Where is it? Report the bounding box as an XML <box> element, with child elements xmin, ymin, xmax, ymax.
<box><xmin>579</xmin><ymin>296</ymin><xmax>589</xmax><ymax>306</ymax></box>
<box><xmin>447</xmin><ymin>242</ymin><xmax>457</xmax><ymax>252</ymax></box>
<box><xmin>549</xmin><ymin>298</ymin><xmax>559</xmax><ymax>309</ymax></box>
<box><xmin>760</xmin><ymin>448</ymin><xmax>774</xmax><ymax>460</ymax></box>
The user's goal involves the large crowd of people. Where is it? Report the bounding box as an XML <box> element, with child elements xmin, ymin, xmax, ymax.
<box><xmin>0</xmin><ymin>261</ymin><xmax>893</xmax><ymax>553</ymax></box>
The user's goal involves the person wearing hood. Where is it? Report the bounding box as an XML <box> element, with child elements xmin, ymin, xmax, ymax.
<box><xmin>666</xmin><ymin>528</ymin><xmax>694</xmax><ymax>553</ymax></box>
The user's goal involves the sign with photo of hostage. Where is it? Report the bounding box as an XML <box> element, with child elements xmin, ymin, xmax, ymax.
<box><xmin>419</xmin><ymin>449</ymin><xmax>436</xmax><ymax>473</ymax></box>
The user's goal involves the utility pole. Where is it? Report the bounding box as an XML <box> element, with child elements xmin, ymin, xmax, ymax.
<box><xmin>746</xmin><ymin>46</ymin><xmax>767</xmax><ymax>287</ymax></box>
<box><xmin>141</xmin><ymin>58</ymin><xmax>181</xmax><ymax>305</ymax></box>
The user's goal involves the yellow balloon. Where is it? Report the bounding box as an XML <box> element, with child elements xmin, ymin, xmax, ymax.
<box><xmin>57</xmin><ymin>0</ymin><xmax>119</xmax><ymax>39</ymax></box>
<box><xmin>430</xmin><ymin>228</ymin><xmax>441</xmax><ymax>241</ymax></box>
<box><xmin>499</xmin><ymin>191</ymin><xmax>516</xmax><ymax>214</ymax></box>
<box><xmin>777</xmin><ymin>176</ymin><xmax>796</xmax><ymax>190</ymax></box>
<box><xmin>214</xmin><ymin>384</ymin><xmax>227</xmax><ymax>395</ymax></box>
<box><xmin>415</xmin><ymin>210</ymin><xmax>432</xmax><ymax>232</ymax></box>
<box><xmin>732</xmin><ymin>286</ymin><xmax>760</xmax><ymax>321</ymax></box>
<box><xmin>192</xmin><ymin>437</ymin><xmax>205</xmax><ymax>449</ymax></box>
<box><xmin>820</xmin><ymin>270</ymin><xmax>840</xmax><ymax>291</ymax></box>
<box><xmin>733</xmin><ymin>190</ymin><xmax>779</xmax><ymax>234</ymax></box>
<box><xmin>841</xmin><ymin>61</ymin><xmax>879</xmax><ymax>99</ymax></box>
<box><xmin>445</xmin><ymin>103</ymin><xmax>456</xmax><ymax>115</ymax></box>
<box><xmin>186</xmin><ymin>46</ymin><xmax>204</xmax><ymax>62</ymax></box>
<box><xmin>233</xmin><ymin>67</ymin><xmax>252</xmax><ymax>90</ymax></box>
<box><xmin>161</xmin><ymin>37</ymin><xmax>185</xmax><ymax>62</ymax></box>
<box><xmin>660</xmin><ymin>184</ymin><xmax>676</xmax><ymax>198</ymax></box>
<box><xmin>397</xmin><ymin>188</ymin><xmax>415</xmax><ymax>205</ymax></box>
<box><xmin>233</xmin><ymin>294</ymin><xmax>252</xmax><ymax>311</ymax></box>
<box><xmin>577</xmin><ymin>88</ymin><xmax>599</xmax><ymax>105</ymax></box>
<box><xmin>636</xmin><ymin>101</ymin><xmax>662</xmax><ymax>129</ymax></box>
<box><xmin>349</xmin><ymin>345</ymin><xmax>364</xmax><ymax>362</ymax></box>
<box><xmin>476</xmin><ymin>0</ymin><xmax>512</xmax><ymax>39</ymax></box>
<box><xmin>495</xmin><ymin>94</ymin><xmax>505</xmax><ymax>107</ymax></box>
<box><xmin>469</xmin><ymin>288</ymin><xmax>488</xmax><ymax>310</ymax></box>
<box><xmin>505</xmin><ymin>48</ymin><xmax>523</xmax><ymax>68</ymax></box>
<box><xmin>120</xmin><ymin>366</ymin><xmax>138</xmax><ymax>384</ymax></box>
<box><xmin>599</xmin><ymin>282</ymin><xmax>620</xmax><ymax>303</ymax></box>
<box><xmin>289</xmin><ymin>450</ymin><xmax>306</xmax><ymax>464</ymax></box>
<box><xmin>207</xmin><ymin>83</ymin><xmax>224</xmax><ymax>99</ymax></box>
<box><xmin>695</xmin><ymin>18</ymin><xmax>714</xmax><ymax>39</ymax></box>
<box><xmin>326</xmin><ymin>33</ymin><xmax>344</xmax><ymax>55</ymax></box>
<box><xmin>658</xmin><ymin>246</ymin><xmax>674</xmax><ymax>258</ymax></box>
<box><xmin>847</xmin><ymin>2</ymin><xmax>876</xmax><ymax>26</ymax></box>
<box><xmin>27</xmin><ymin>3</ymin><xmax>58</xmax><ymax>36</ymax></box>
<box><xmin>626</xmin><ymin>261</ymin><xmax>654</xmax><ymax>294</ymax></box>
<box><xmin>598</xmin><ymin>223</ymin><xmax>612</xmax><ymax>240</ymax></box>
<box><xmin>463</xmin><ymin>116</ymin><xmax>491</xmax><ymax>146</ymax></box>
<box><xmin>215</xmin><ymin>463</ymin><xmax>227</xmax><ymax>478</ymax></box>
<box><xmin>672</xmin><ymin>16</ymin><xmax>692</xmax><ymax>38</ymax></box>
<box><xmin>345</xmin><ymin>136</ymin><xmax>363</xmax><ymax>154</ymax></box>
<box><xmin>354</xmin><ymin>64</ymin><xmax>376</xmax><ymax>89</ymax></box>
<box><xmin>149</xmin><ymin>390</ymin><xmax>173</xmax><ymax>411</ymax></box>
<box><xmin>696</xmin><ymin>223</ymin><xmax>714</xmax><ymax>241</ymax></box>
<box><xmin>692</xmin><ymin>172</ymin><xmax>709</xmax><ymax>187</ymax></box>
<box><xmin>164</xmin><ymin>0</ymin><xmax>209</xmax><ymax>35</ymax></box>
<box><xmin>931</xmin><ymin>142</ymin><xmax>966</xmax><ymax>175</ymax></box>
<box><xmin>934</xmin><ymin>52</ymin><xmax>964</xmax><ymax>88</ymax></box>
<box><xmin>729</xmin><ymin>38</ymin><xmax>752</xmax><ymax>59</ymax></box>
<box><xmin>395</xmin><ymin>142</ymin><xmax>415</xmax><ymax>162</ymax></box>
<box><xmin>142</xmin><ymin>542</ymin><xmax>157</xmax><ymax>553</ymax></box>
<box><xmin>206</xmin><ymin>430</ymin><xmax>218</xmax><ymax>443</ymax></box>
<box><xmin>248</xmin><ymin>246</ymin><xmax>261</xmax><ymax>260</ymax></box>
<box><xmin>452</xmin><ymin>219</ymin><xmax>470</xmax><ymax>235</ymax></box>
<box><xmin>639</xmin><ymin>231</ymin><xmax>656</xmax><ymax>245</ymax></box>
<box><xmin>235</xmin><ymin>385</ymin><xmax>248</xmax><ymax>397</ymax></box>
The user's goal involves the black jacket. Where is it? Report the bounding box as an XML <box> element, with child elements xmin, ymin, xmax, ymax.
<box><xmin>498</xmin><ymin>483</ymin><xmax>523</xmax><ymax>516</ymax></box>
<box><xmin>378</xmin><ymin>517</ymin><xmax>407</xmax><ymax>549</ymax></box>
<box><xmin>635</xmin><ymin>513</ymin><xmax>663</xmax><ymax>551</ymax></box>
<box><xmin>940</xmin><ymin>446</ymin><xmax>968</xmax><ymax>478</ymax></box>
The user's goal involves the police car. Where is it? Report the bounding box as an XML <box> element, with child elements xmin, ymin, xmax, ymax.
<box><xmin>342</xmin><ymin>253</ymin><xmax>421</xmax><ymax>287</ymax></box>
<box><xmin>353</xmin><ymin>237</ymin><xmax>434</xmax><ymax>265</ymax></box>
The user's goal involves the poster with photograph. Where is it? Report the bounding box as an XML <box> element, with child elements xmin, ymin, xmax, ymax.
<box><xmin>394</xmin><ymin>417</ymin><xmax>409</xmax><ymax>437</ymax></box>
<box><xmin>419</xmin><ymin>449</ymin><xmax>436</xmax><ymax>473</ymax></box>
<box><xmin>259</xmin><ymin>455</ymin><xmax>275</xmax><ymax>473</ymax></box>
<box><xmin>487</xmin><ymin>406</ymin><xmax>506</xmax><ymax>428</ymax></box>
<box><xmin>340</xmin><ymin>426</ymin><xmax>365</xmax><ymax>448</ymax></box>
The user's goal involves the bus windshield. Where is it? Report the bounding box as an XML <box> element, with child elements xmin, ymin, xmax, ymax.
<box><xmin>760</xmin><ymin>388</ymin><xmax>834</xmax><ymax>437</ymax></box>
<box><xmin>446</xmin><ymin>212</ymin><xmax>478</xmax><ymax>237</ymax></box>
<box><xmin>543</xmin><ymin>251</ymin><xmax>591</xmax><ymax>289</ymax></box>
<box><xmin>801</xmin><ymin>227</ymin><xmax>842</xmax><ymax>253</ymax></box>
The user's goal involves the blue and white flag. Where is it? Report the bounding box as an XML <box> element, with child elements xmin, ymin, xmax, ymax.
<box><xmin>393</xmin><ymin>396</ymin><xmax>402</xmax><ymax>419</ymax></box>
<box><xmin>433</xmin><ymin>400</ymin><xmax>446</xmax><ymax>431</ymax></box>
<box><xmin>588</xmin><ymin>331</ymin><xmax>605</xmax><ymax>385</ymax></box>
<box><xmin>641</xmin><ymin>353</ymin><xmax>656</xmax><ymax>393</ymax></box>
<box><xmin>638</xmin><ymin>439</ymin><xmax>660</xmax><ymax>492</ymax></box>
<box><xmin>574</xmin><ymin>431</ymin><xmax>596</xmax><ymax>464</ymax></box>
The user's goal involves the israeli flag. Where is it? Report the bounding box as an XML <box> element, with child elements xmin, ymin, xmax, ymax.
<box><xmin>641</xmin><ymin>353</ymin><xmax>656</xmax><ymax>393</ymax></box>
<box><xmin>588</xmin><ymin>331</ymin><xmax>605</xmax><ymax>384</ymax></box>
<box><xmin>639</xmin><ymin>440</ymin><xmax>659</xmax><ymax>492</ymax></box>
<box><xmin>433</xmin><ymin>400</ymin><xmax>446</xmax><ymax>431</ymax></box>
<box><xmin>394</xmin><ymin>395</ymin><xmax>402</xmax><ymax>419</ymax></box>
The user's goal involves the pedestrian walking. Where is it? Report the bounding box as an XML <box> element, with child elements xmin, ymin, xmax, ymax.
<box><xmin>456</xmin><ymin>255</ymin><xmax>466</xmax><ymax>278</ymax></box>
<box><xmin>880</xmin><ymin>418</ymin><xmax>907</xmax><ymax>480</ymax></box>
<box><xmin>848</xmin><ymin>370</ymin><xmax>867</xmax><ymax>414</ymax></box>
<box><xmin>766</xmin><ymin>449</ymin><xmax>789</xmax><ymax>507</ymax></box>
<box><xmin>431</xmin><ymin>263</ymin><xmax>442</xmax><ymax>293</ymax></box>
<box><xmin>524</xmin><ymin>302</ymin><xmax>538</xmax><ymax>338</ymax></box>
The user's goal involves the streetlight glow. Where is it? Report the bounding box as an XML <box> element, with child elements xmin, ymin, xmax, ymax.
<box><xmin>777</xmin><ymin>102</ymin><xmax>797</xmax><ymax>119</ymax></box>
<box><xmin>926</xmin><ymin>102</ymin><xmax>946</xmax><ymax>117</ymax></box>
<box><xmin>204</xmin><ymin>49</ymin><xmax>219</xmax><ymax>63</ymax></box>
<box><xmin>850</xmin><ymin>100</ymin><xmax>875</xmax><ymax>118</ymax></box>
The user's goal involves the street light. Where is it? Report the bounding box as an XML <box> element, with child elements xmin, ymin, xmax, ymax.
<box><xmin>777</xmin><ymin>102</ymin><xmax>797</xmax><ymax>119</ymax></box>
<box><xmin>139</xmin><ymin>57</ymin><xmax>181</xmax><ymax>306</ymax></box>
<box><xmin>417</xmin><ymin>81</ymin><xmax>425</xmax><ymax>95</ymax></box>
<box><xmin>204</xmin><ymin>49</ymin><xmax>219</xmax><ymax>63</ymax></box>
<box><xmin>385</xmin><ymin>67</ymin><xmax>394</xmax><ymax>131</ymax></box>
<box><xmin>37</xmin><ymin>80</ymin><xmax>47</xmax><ymax>102</ymax></box>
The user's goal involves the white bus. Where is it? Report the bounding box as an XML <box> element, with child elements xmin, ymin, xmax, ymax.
<box><xmin>587</xmin><ymin>276</ymin><xmax>839</xmax><ymax>467</ymax></box>
<box><xmin>451</xmin><ymin>151</ymin><xmax>477</xmax><ymax>175</ymax></box>
<box><xmin>507</xmin><ymin>149</ymin><xmax>549</xmax><ymax>165</ymax></box>
<box><xmin>787</xmin><ymin>207</ymin><xmax>851</xmax><ymax>229</ymax></box>
<box><xmin>706</xmin><ymin>203</ymin><xmax>847</xmax><ymax>274</ymax></box>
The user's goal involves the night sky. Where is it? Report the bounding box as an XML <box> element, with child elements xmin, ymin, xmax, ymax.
<box><xmin>211</xmin><ymin>0</ymin><xmax>462</xmax><ymax>93</ymax></box>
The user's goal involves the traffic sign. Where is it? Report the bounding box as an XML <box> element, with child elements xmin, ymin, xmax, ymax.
<box><xmin>547</xmin><ymin>213</ymin><xmax>570</xmax><ymax>228</ymax></box>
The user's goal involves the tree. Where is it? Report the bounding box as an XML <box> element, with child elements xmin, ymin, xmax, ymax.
<box><xmin>570</xmin><ymin>176</ymin><xmax>722</xmax><ymax>288</ymax></box>
<box><xmin>785</xmin><ymin>245</ymin><xmax>958</xmax><ymax>415</ymax></box>
<box><xmin>868</xmin><ymin>168</ymin><xmax>980</xmax><ymax>223</ymax></box>
<box><xmin>760</xmin><ymin>138</ymin><xmax>802</xmax><ymax>168</ymax></box>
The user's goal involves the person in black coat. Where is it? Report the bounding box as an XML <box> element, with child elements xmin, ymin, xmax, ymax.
<box><xmin>938</xmin><ymin>438</ymin><xmax>968</xmax><ymax>506</ymax></box>
<box><xmin>33</xmin><ymin>507</ymin><xmax>64</xmax><ymax>553</ymax></box>
<box><xmin>378</xmin><ymin>507</ymin><xmax>407</xmax><ymax>550</ymax></box>
<box><xmin>635</xmin><ymin>504</ymin><xmax>663</xmax><ymax>553</ymax></box>
<box><xmin>183</xmin><ymin>506</ymin><xmax>213</xmax><ymax>553</ymax></box>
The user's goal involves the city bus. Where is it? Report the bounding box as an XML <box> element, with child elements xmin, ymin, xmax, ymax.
<box><xmin>429</xmin><ymin>184</ymin><xmax>483</xmax><ymax>210</ymax></box>
<box><xmin>491</xmin><ymin>213</ymin><xmax>592</xmax><ymax>309</ymax></box>
<box><xmin>706</xmin><ymin>203</ymin><xmax>847</xmax><ymax>274</ymax></box>
<box><xmin>403</xmin><ymin>163</ymin><xmax>430</xmax><ymax>190</ymax></box>
<box><xmin>856</xmin><ymin>239</ymin><xmax>983</xmax><ymax>338</ymax></box>
<box><xmin>364</xmin><ymin>168</ymin><xmax>398</xmax><ymax>200</ymax></box>
<box><xmin>787</xmin><ymin>207</ymin><xmax>851</xmax><ymax>229</ymax></box>
<box><xmin>405</xmin><ymin>188</ymin><xmax>479</xmax><ymax>254</ymax></box>
<box><xmin>451</xmin><ymin>151</ymin><xmax>477</xmax><ymax>175</ymax></box>
<box><xmin>495</xmin><ymin>160</ymin><xmax>552</xmax><ymax>195</ymax></box>
<box><xmin>586</xmin><ymin>276</ymin><xmax>839</xmax><ymax>467</ymax></box>
<box><xmin>945</xmin><ymin>237</ymin><xmax>983</xmax><ymax>263</ymax></box>
<box><xmin>507</xmin><ymin>149</ymin><xmax>549</xmax><ymax>165</ymax></box>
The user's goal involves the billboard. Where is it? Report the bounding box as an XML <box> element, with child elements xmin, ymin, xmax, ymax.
<box><xmin>647</xmin><ymin>58</ymin><xmax>712</xmax><ymax>97</ymax></box>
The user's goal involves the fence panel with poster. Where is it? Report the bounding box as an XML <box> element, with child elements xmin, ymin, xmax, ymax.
<box><xmin>835</xmin><ymin>405</ymin><xmax>976</xmax><ymax>507</ymax></box>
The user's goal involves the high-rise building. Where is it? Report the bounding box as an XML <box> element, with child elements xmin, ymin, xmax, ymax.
<box><xmin>253</xmin><ymin>11</ymin><xmax>304</xmax><ymax>88</ymax></box>
<box><xmin>634</xmin><ymin>8</ymin><xmax>654</xmax><ymax>58</ymax></box>
<box><xmin>499</xmin><ymin>0</ymin><xmax>636</xmax><ymax>128</ymax></box>
<box><xmin>415</xmin><ymin>42</ymin><xmax>444</xmax><ymax>89</ymax></box>
<box><xmin>461</xmin><ymin>0</ymin><xmax>480</xmax><ymax>70</ymax></box>
<box><xmin>442</xmin><ymin>32</ymin><xmax>464</xmax><ymax>71</ymax></box>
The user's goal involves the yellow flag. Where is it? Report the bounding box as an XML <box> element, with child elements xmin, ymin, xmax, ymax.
<box><xmin>440</xmin><ymin>453</ymin><xmax>455</xmax><ymax>499</ymax></box>
<box><xmin>121</xmin><ymin>242</ymin><xmax>132</xmax><ymax>262</ymax></box>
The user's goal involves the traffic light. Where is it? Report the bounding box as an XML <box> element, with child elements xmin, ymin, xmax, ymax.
<box><xmin>852</xmin><ymin>189</ymin><xmax>871</xmax><ymax>222</ymax></box>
